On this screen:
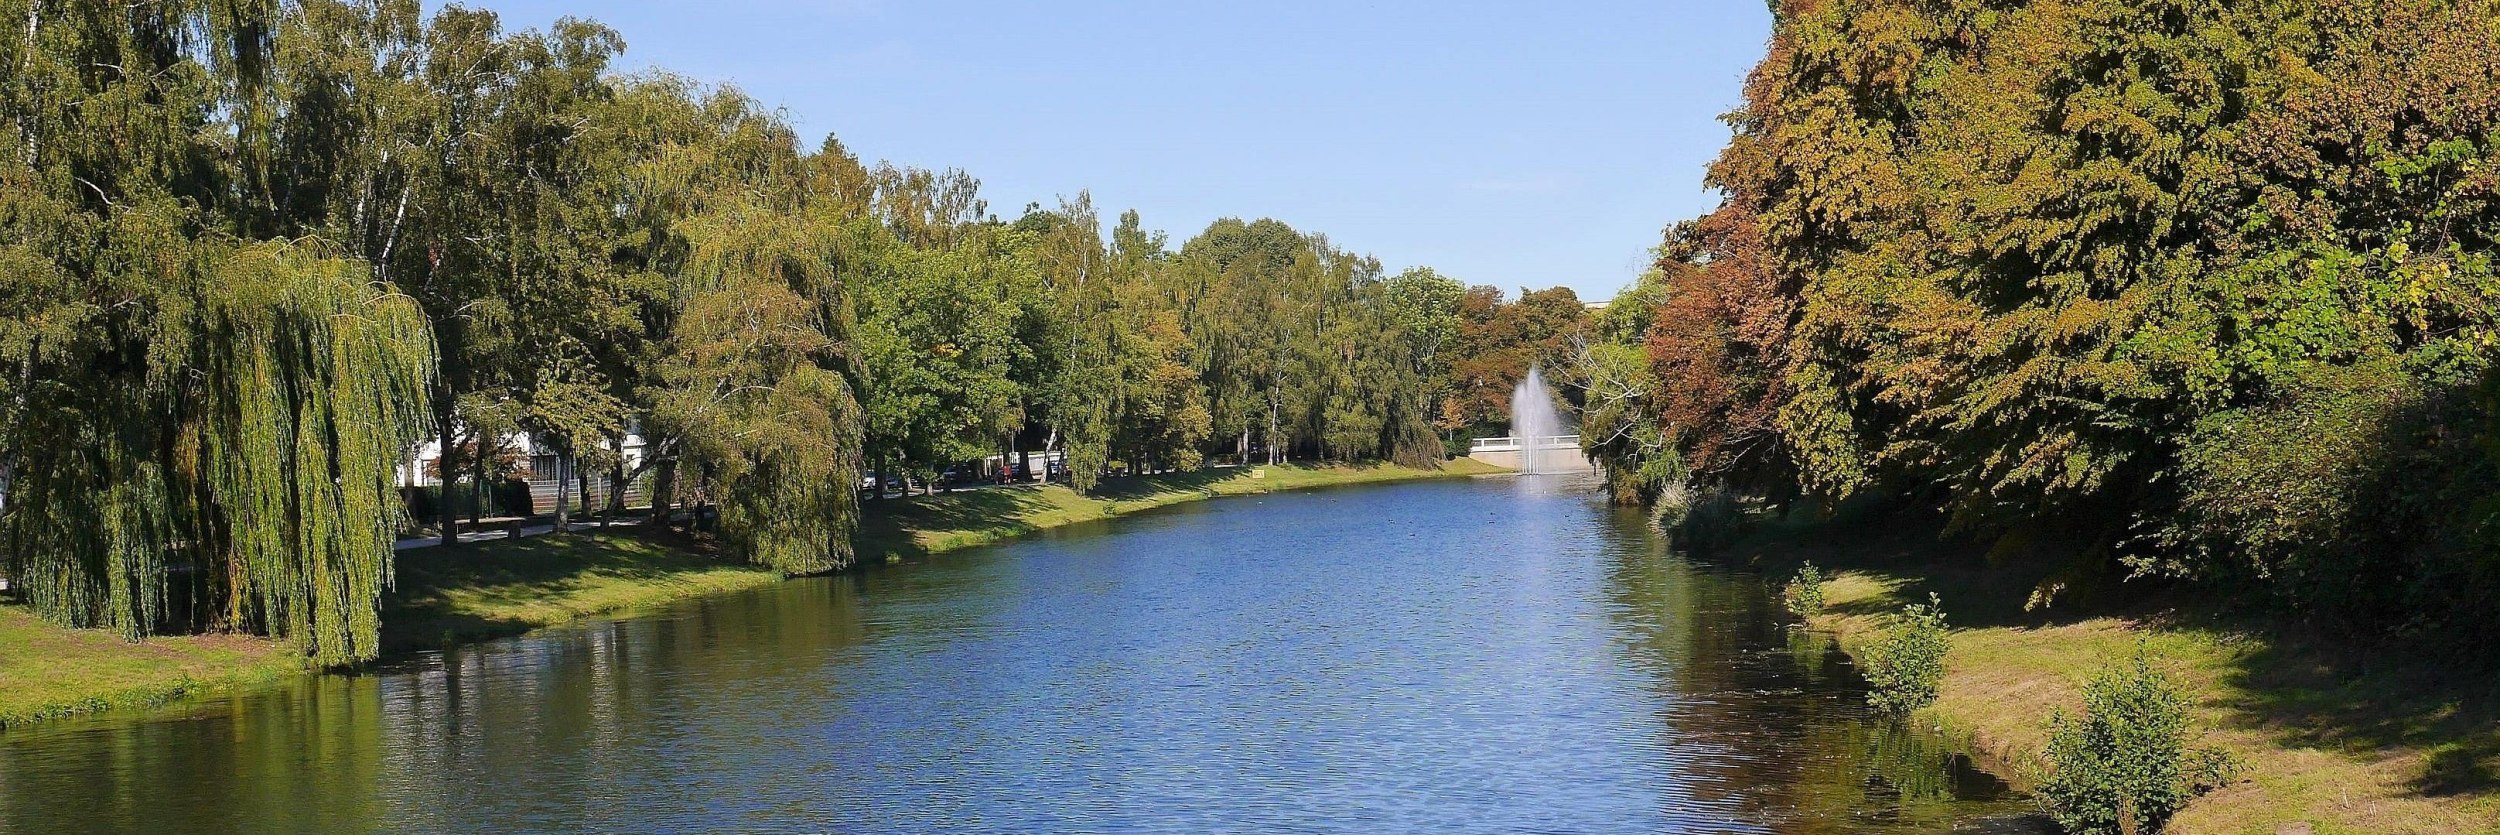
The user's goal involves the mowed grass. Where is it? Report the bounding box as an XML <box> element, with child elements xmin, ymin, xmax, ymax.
<box><xmin>383</xmin><ymin>528</ymin><xmax>779</xmax><ymax>650</ymax></box>
<box><xmin>855</xmin><ymin>459</ymin><xmax>1506</xmax><ymax>560</ymax></box>
<box><xmin>1752</xmin><ymin>523</ymin><xmax>2500</xmax><ymax>835</ymax></box>
<box><xmin>1</xmin><ymin>528</ymin><xmax>775</xmax><ymax>729</ymax></box>
<box><xmin>0</xmin><ymin>606</ymin><xmax>305</xmax><ymax>729</ymax></box>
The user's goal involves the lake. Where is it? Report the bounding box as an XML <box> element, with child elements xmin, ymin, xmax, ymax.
<box><xmin>0</xmin><ymin>475</ymin><xmax>2047</xmax><ymax>833</ymax></box>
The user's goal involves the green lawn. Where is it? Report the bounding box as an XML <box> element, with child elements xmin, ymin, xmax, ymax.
<box><xmin>0</xmin><ymin>607</ymin><xmax>306</xmax><ymax>729</ymax></box>
<box><xmin>0</xmin><ymin>528</ymin><xmax>779</xmax><ymax>729</ymax></box>
<box><xmin>1745</xmin><ymin>520</ymin><xmax>2500</xmax><ymax>834</ymax></box>
<box><xmin>855</xmin><ymin>459</ymin><xmax>1506</xmax><ymax>560</ymax></box>
<box><xmin>383</xmin><ymin>527</ymin><xmax>781</xmax><ymax>650</ymax></box>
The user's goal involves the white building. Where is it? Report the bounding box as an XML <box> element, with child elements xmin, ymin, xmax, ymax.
<box><xmin>398</xmin><ymin>427</ymin><xmax>653</xmax><ymax>516</ymax></box>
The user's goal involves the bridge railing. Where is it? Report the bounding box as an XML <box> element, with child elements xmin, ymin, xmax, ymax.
<box><xmin>1469</xmin><ymin>435</ymin><xmax>1580</xmax><ymax>451</ymax></box>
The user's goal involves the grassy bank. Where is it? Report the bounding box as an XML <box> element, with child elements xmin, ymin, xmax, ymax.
<box><xmin>856</xmin><ymin>459</ymin><xmax>1505</xmax><ymax>559</ymax></box>
<box><xmin>382</xmin><ymin>529</ymin><xmax>782</xmax><ymax>650</ymax></box>
<box><xmin>0</xmin><ymin>608</ymin><xmax>308</xmax><ymax>730</ymax></box>
<box><xmin>0</xmin><ymin>530</ymin><xmax>778</xmax><ymax>729</ymax></box>
<box><xmin>3</xmin><ymin>458</ymin><xmax>1506</xmax><ymax>730</ymax></box>
<box><xmin>388</xmin><ymin>461</ymin><xmax>1505</xmax><ymax>645</ymax></box>
<box><xmin>1742</xmin><ymin>524</ymin><xmax>2500</xmax><ymax>834</ymax></box>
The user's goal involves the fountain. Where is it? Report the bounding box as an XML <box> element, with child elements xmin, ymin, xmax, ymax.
<box><xmin>1510</xmin><ymin>365</ymin><xmax>1566</xmax><ymax>475</ymax></box>
<box><xmin>1462</xmin><ymin>366</ymin><xmax>1587</xmax><ymax>472</ymax></box>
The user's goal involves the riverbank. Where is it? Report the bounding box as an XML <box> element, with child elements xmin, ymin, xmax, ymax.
<box><xmin>1</xmin><ymin>459</ymin><xmax>1504</xmax><ymax>730</ymax></box>
<box><xmin>0</xmin><ymin>609</ymin><xmax>309</xmax><ymax>730</ymax></box>
<box><xmin>0</xmin><ymin>532</ymin><xmax>778</xmax><ymax>730</ymax></box>
<box><xmin>1738</xmin><ymin>522</ymin><xmax>2499</xmax><ymax>834</ymax></box>
<box><xmin>382</xmin><ymin>529</ymin><xmax>783</xmax><ymax>650</ymax></box>
<box><xmin>855</xmin><ymin>460</ymin><xmax>1505</xmax><ymax>559</ymax></box>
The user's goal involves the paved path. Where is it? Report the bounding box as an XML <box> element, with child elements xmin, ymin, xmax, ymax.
<box><xmin>391</xmin><ymin>468</ymin><xmax>1207</xmax><ymax>552</ymax></box>
<box><xmin>393</xmin><ymin>516</ymin><xmax>652</xmax><ymax>551</ymax></box>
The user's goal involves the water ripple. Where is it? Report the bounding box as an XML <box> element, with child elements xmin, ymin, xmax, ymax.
<box><xmin>0</xmin><ymin>476</ymin><xmax>2047</xmax><ymax>833</ymax></box>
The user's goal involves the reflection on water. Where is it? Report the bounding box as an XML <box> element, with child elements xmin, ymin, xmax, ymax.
<box><xmin>2</xmin><ymin>476</ymin><xmax>2047</xmax><ymax>833</ymax></box>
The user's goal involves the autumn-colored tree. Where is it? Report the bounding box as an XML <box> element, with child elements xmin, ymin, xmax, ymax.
<box><xmin>1439</xmin><ymin>286</ymin><xmax>1591</xmax><ymax>439</ymax></box>
<box><xmin>1602</xmin><ymin>0</ymin><xmax>2500</xmax><ymax>647</ymax></box>
<box><xmin>1645</xmin><ymin>209</ymin><xmax>1794</xmax><ymax>492</ymax></box>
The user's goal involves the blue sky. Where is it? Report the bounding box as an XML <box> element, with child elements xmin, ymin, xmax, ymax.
<box><xmin>478</xmin><ymin>1</ymin><xmax>1773</xmax><ymax>301</ymax></box>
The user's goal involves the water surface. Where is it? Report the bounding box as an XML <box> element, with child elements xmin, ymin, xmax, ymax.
<box><xmin>1</xmin><ymin>476</ymin><xmax>2043</xmax><ymax>832</ymax></box>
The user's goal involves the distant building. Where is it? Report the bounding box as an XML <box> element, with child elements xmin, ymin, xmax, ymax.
<box><xmin>399</xmin><ymin>427</ymin><xmax>652</xmax><ymax>515</ymax></box>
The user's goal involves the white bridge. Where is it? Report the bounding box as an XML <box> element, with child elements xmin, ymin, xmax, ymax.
<box><xmin>1467</xmin><ymin>435</ymin><xmax>1594</xmax><ymax>473</ymax></box>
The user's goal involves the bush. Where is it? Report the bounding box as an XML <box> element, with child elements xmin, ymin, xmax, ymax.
<box><xmin>400</xmin><ymin>479</ymin><xmax>534</xmax><ymax>524</ymax></box>
<box><xmin>1861</xmin><ymin>594</ymin><xmax>1948</xmax><ymax>715</ymax></box>
<box><xmin>1782</xmin><ymin>562</ymin><xmax>1826</xmax><ymax>620</ymax></box>
<box><xmin>2039</xmin><ymin>645</ymin><xmax>2241</xmax><ymax>835</ymax></box>
<box><xmin>1673</xmin><ymin>488</ymin><xmax>1745</xmax><ymax>552</ymax></box>
<box><xmin>2160</xmin><ymin>361</ymin><xmax>2500</xmax><ymax>659</ymax></box>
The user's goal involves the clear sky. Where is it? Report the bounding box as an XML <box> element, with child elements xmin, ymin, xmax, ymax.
<box><xmin>475</xmin><ymin>1</ymin><xmax>1773</xmax><ymax>301</ymax></box>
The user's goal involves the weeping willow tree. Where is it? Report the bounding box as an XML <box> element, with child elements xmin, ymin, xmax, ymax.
<box><xmin>656</xmin><ymin>203</ymin><xmax>865</xmax><ymax>575</ymax></box>
<box><xmin>187</xmin><ymin>248</ymin><xmax>434</xmax><ymax>661</ymax></box>
<box><xmin>3</xmin><ymin>241</ymin><xmax>434</xmax><ymax>664</ymax></box>
<box><xmin>0</xmin><ymin>1</ymin><xmax>436</xmax><ymax>664</ymax></box>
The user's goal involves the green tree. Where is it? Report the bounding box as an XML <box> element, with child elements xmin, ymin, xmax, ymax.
<box><xmin>1604</xmin><ymin>0</ymin><xmax>2500</xmax><ymax>649</ymax></box>
<box><xmin>853</xmin><ymin>185</ymin><xmax>1028</xmax><ymax>490</ymax></box>
<box><xmin>0</xmin><ymin>4</ymin><xmax>436</xmax><ymax>663</ymax></box>
<box><xmin>658</xmin><ymin>202</ymin><xmax>863</xmax><ymax>574</ymax></box>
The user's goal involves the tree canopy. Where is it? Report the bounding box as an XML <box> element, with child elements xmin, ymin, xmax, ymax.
<box><xmin>1586</xmin><ymin>0</ymin><xmax>2500</xmax><ymax>650</ymax></box>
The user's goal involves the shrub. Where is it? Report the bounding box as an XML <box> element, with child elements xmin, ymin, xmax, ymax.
<box><xmin>1861</xmin><ymin>594</ymin><xmax>1948</xmax><ymax>715</ymax></box>
<box><xmin>400</xmin><ymin>479</ymin><xmax>540</xmax><ymax>531</ymax></box>
<box><xmin>2039</xmin><ymin>645</ymin><xmax>2242</xmax><ymax>835</ymax></box>
<box><xmin>1782</xmin><ymin>562</ymin><xmax>1826</xmax><ymax>620</ymax></box>
<box><xmin>1673</xmin><ymin>488</ymin><xmax>1745</xmax><ymax>552</ymax></box>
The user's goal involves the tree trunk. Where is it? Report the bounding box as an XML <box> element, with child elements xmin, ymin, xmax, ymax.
<box><xmin>435</xmin><ymin>411</ymin><xmax>459</xmax><ymax>547</ymax></box>
<box><xmin>579</xmin><ymin>466</ymin><xmax>595</xmax><ymax>530</ymax></box>
<box><xmin>873</xmin><ymin>448</ymin><xmax>889</xmax><ymax>500</ymax></box>
<box><xmin>468</xmin><ymin>432</ymin><xmax>486</xmax><ymax>527</ymax></box>
<box><xmin>553</xmin><ymin>451</ymin><xmax>572</xmax><ymax>533</ymax></box>
<box><xmin>604</xmin><ymin>430</ymin><xmax>627</xmax><ymax>526</ymax></box>
<box><xmin>1042</xmin><ymin>428</ymin><xmax>1060</xmax><ymax>484</ymax></box>
<box><xmin>1267</xmin><ymin>399</ymin><xmax>1281</xmax><ymax>465</ymax></box>
<box><xmin>649</xmin><ymin>459</ymin><xmax>677</xmax><ymax>528</ymax></box>
<box><xmin>16</xmin><ymin>2</ymin><xmax>37</xmax><ymax>169</ymax></box>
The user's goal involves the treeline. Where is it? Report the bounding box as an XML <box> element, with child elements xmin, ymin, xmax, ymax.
<box><xmin>1587</xmin><ymin>0</ymin><xmax>2500</xmax><ymax>649</ymax></box>
<box><xmin>0</xmin><ymin>1</ymin><xmax>1480</xmax><ymax>663</ymax></box>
